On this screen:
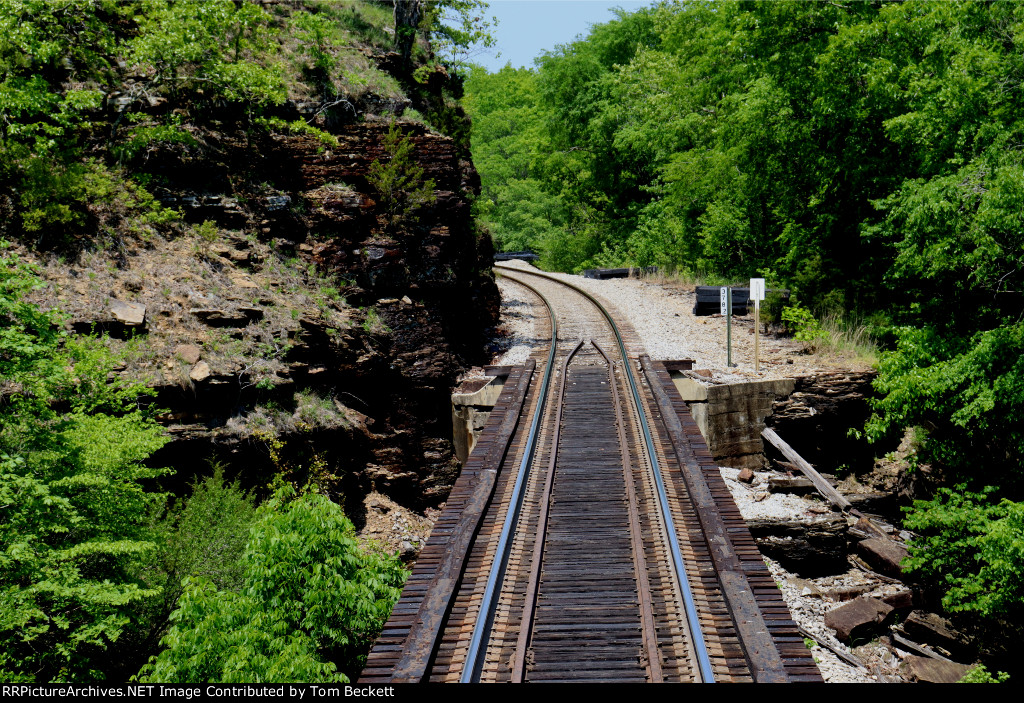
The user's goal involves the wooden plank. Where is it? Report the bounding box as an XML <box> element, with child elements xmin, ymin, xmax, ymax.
<box><xmin>761</xmin><ymin>427</ymin><xmax>852</xmax><ymax>511</ymax></box>
<box><xmin>377</xmin><ymin>361</ymin><xmax>537</xmax><ymax>683</ymax></box>
<box><xmin>892</xmin><ymin>632</ymin><xmax>957</xmax><ymax>664</ymax></box>
<box><xmin>640</xmin><ymin>356</ymin><xmax>790</xmax><ymax>683</ymax></box>
<box><xmin>798</xmin><ymin>626</ymin><xmax>865</xmax><ymax>669</ymax></box>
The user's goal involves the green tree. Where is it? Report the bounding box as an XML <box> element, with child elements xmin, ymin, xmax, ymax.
<box><xmin>424</xmin><ymin>0</ymin><xmax>496</xmax><ymax>73</ymax></box>
<box><xmin>367</xmin><ymin>122</ymin><xmax>436</xmax><ymax>229</ymax></box>
<box><xmin>0</xmin><ymin>250</ymin><xmax>169</xmax><ymax>682</ymax></box>
<box><xmin>464</xmin><ymin>65</ymin><xmax>566</xmax><ymax>253</ymax></box>
<box><xmin>137</xmin><ymin>485</ymin><xmax>406</xmax><ymax>683</ymax></box>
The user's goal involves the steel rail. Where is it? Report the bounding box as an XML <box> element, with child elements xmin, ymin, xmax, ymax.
<box><xmin>460</xmin><ymin>272</ymin><xmax>560</xmax><ymax>683</ymax></box>
<box><xmin>494</xmin><ymin>264</ymin><xmax>716</xmax><ymax>683</ymax></box>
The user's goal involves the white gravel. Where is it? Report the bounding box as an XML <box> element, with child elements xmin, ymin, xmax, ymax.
<box><xmin>493</xmin><ymin>260</ymin><xmax>867</xmax><ymax>382</ymax></box>
<box><xmin>722</xmin><ymin>467</ymin><xmax>910</xmax><ymax>683</ymax></box>
<box><xmin>719</xmin><ymin>467</ymin><xmax>835</xmax><ymax>521</ymax></box>
<box><xmin>492</xmin><ymin>277</ymin><xmax>544</xmax><ymax>366</ymax></box>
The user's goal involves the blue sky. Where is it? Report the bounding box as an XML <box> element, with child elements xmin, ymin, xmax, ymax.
<box><xmin>474</xmin><ymin>0</ymin><xmax>656</xmax><ymax>72</ymax></box>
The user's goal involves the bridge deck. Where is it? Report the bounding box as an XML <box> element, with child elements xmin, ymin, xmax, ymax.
<box><xmin>360</xmin><ymin>360</ymin><xmax>821</xmax><ymax>683</ymax></box>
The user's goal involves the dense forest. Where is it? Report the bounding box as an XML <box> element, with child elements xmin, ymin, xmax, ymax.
<box><xmin>466</xmin><ymin>0</ymin><xmax>1024</xmax><ymax>655</ymax></box>
<box><xmin>0</xmin><ymin>0</ymin><xmax>495</xmax><ymax>684</ymax></box>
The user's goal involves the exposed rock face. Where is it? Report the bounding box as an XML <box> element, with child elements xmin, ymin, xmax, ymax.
<box><xmin>84</xmin><ymin>119</ymin><xmax>501</xmax><ymax>510</ymax></box>
<box><xmin>746</xmin><ymin>515</ymin><xmax>849</xmax><ymax>575</ymax></box>
<box><xmin>769</xmin><ymin>371</ymin><xmax>877</xmax><ymax>472</ymax></box>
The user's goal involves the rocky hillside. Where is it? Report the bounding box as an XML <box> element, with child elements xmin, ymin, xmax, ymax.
<box><xmin>8</xmin><ymin>1</ymin><xmax>500</xmax><ymax>515</ymax></box>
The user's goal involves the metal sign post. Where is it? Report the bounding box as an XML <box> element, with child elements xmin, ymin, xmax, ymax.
<box><xmin>750</xmin><ymin>278</ymin><xmax>766</xmax><ymax>373</ymax></box>
<box><xmin>721</xmin><ymin>286</ymin><xmax>733</xmax><ymax>368</ymax></box>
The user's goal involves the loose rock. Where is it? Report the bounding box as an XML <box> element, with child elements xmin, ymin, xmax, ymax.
<box><xmin>856</xmin><ymin>538</ymin><xmax>908</xmax><ymax>578</ymax></box>
<box><xmin>109</xmin><ymin>299</ymin><xmax>146</xmax><ymax>326</ymax></box>
<box><xmin>825</xmin><ymin>597</ymin><xmax>894</xmax><ymax>643</ymax></box>
<box><xmin>189</xmin><ymin>361</ymin><xmax>211</xmax><ymax>382</ymax></box>
<box><xmin>174</xmin><ymin>344</ymin><xmax>202</xmax><ymax>365</ymax></box>
<box><xmin>900</xmin><ymin>655</ymin><xmax>971</xmax><ymax>684</ymax></box>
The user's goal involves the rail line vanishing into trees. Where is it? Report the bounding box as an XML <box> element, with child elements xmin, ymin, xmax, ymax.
<box><xmin>360</xmin><ymin>264</ymin><xmax>821</xmax><ymax>683</ymax></box>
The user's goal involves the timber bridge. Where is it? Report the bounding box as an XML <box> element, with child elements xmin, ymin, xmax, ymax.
<box><xmin>359</xmin><ymin>265</ymin><xmax>822</xmax><ymax>683</ymax></box>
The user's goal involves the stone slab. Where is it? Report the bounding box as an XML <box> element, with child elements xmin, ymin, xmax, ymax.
<box><xmin>901</xmin><ymin>655</ymin><xmax>971</xmax><ymax>683</ymax></box>
<box><xmin>824</xmin><ymin>597</ymin><xmax>893</xmax><ymax>643</ymax></box>
<box><xmin>109</xmin><ymin>299</ymin><xmax>146</xmax><ymax>326</ymax></box>
<box><xmin>856</xmin><ymin>537</ymin><xmax>909</xmax><ymax>577</ymax></box>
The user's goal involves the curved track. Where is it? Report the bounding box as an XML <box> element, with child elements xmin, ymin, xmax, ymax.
<box><xmin>360</xmin><ymin>264</ymin><xmax>823</xmax><ymax>684</ymax></box>
<box><xmin>467</xmin><ymin>267</ymin><xmax>713</xmax><ymax>682</ymax></box>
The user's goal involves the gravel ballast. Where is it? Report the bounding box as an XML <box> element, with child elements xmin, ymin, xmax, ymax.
<box><xmin>493</xmin><ymin>260</ymin><xmax>871</xmax><ymax>381</ymax></box>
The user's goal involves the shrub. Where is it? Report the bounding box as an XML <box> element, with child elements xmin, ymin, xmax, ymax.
<box><xmin>903</xmin><ymin>486</ymin><xmax>1024</xmax><ymax>620</ymax></box>
<box><xmin>0</xmin><ymin>250</ymin><xmax>169</xmax><ymax>681</ymax></box>
<box><xmin>137</xmin><ymin>485</ymin><xmax>406</xmax><ymax>683</ymax></box>
<box><xmin>366</xmin><ymin>122</ymin><xmax>436</xmax><ymax>229</ymax></box>
<box><xmin>781</xmin><ymin>303</ymin><xmax>832</xmax><ymax>350</ymax></box>
<box><xmin>959</xmin><ymin>664</ymin><xmax>1010</xmax><ymax>683</ymax></box>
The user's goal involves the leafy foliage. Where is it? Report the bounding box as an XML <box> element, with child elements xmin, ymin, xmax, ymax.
<box><xmin>367</xmin><ymin>122</ymin><xmax>436</xmax><ymax>229</ymax></box>
<box><xmin>137</xmin><ymin>485</ymin><xmax>406</xmax><ymax>683</ymax></box>
<box><xmin>781</xmin><ymin>304</ymin><xmax>832</xmax><ymax>351</ymax></box>
<box><xmin>128</xmin><ymin>0</ymin><xmax>285</xmax><ymax>105</ymax></box>
<box><xmin>424</xmin><ymin>0</ymin><xmax>497</xmax><ymax>72</ymax></box>
<box><xmin>866</xmin><ymin>323</ymin><xmax>1024</xmax><ymax>488</ymax></box>
<box><xmin>140</xmin><ymin>465</ymin><xmax>257</xmax><ymax>634</ymax></box>
<box><xmin>903</xmin><ymin>487</ymin><xmax>1024</xmax><ymax>619</ymax></box>
<box><xmin>959</xmin><ymin>664</ymin><xmax>1011</xmax><ymax>684</ymax></box>
<box><xmin>463</xmin><ymin>65</ymin><xmax>566</xmax><ymax>254</ymax></box>
<box><xmin>0</xmin><ymin>250</ymin><xmax>169</xmax><ymax>682</ymax></box>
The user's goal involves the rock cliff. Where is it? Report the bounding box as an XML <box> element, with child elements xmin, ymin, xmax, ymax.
<box><xmin>22</xmin><ymin>112</ymin><xmax>499</xmax><ymax>514</ymax></box>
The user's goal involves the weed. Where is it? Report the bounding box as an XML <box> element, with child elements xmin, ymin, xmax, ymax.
<box><xmin>781</xmin><ymin>303</ymin><xmax>878</xmax><ymax>363</ymax></box>
<box><xmin>193</xmin><ymin>220</ymin><xmax>220</xmax><ymax>262</ymax></box>
<box><xmin>362</xmin><ymin>307</ymin><xmax>389</xmax><ymax>334</ymax></box>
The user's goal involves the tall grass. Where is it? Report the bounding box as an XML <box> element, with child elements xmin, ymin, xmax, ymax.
<box><xmin>807</xmin><ymin>312</ymin><xmax>878</xmax><ymax>365</ymax></box>
<box><xmin>638</xmin><ymin>266</ymin><xmax>744</xmax><ymax>288</ymax></box>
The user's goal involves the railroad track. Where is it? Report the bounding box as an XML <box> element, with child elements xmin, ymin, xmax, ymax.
<box><xmin>360</xmin><ymin>265</ymin><xmax>822</xmax><ymax>684</ymax></box>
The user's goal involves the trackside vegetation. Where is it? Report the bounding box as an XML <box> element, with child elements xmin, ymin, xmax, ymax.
<box><xmin>464</xmin><ymin>0</ymin><xmax>1024</xmax><ymax>651</ymax></box>
<box><xmin>0</xmin><ymin>0</ymin><xmax>503</xmax><ymax>684</ymax></box>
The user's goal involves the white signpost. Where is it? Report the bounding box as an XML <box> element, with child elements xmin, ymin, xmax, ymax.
<box><xmin>750</xmin><ymin>278</ymin><xmax>766</xmax><ymax>372</ymax></box>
